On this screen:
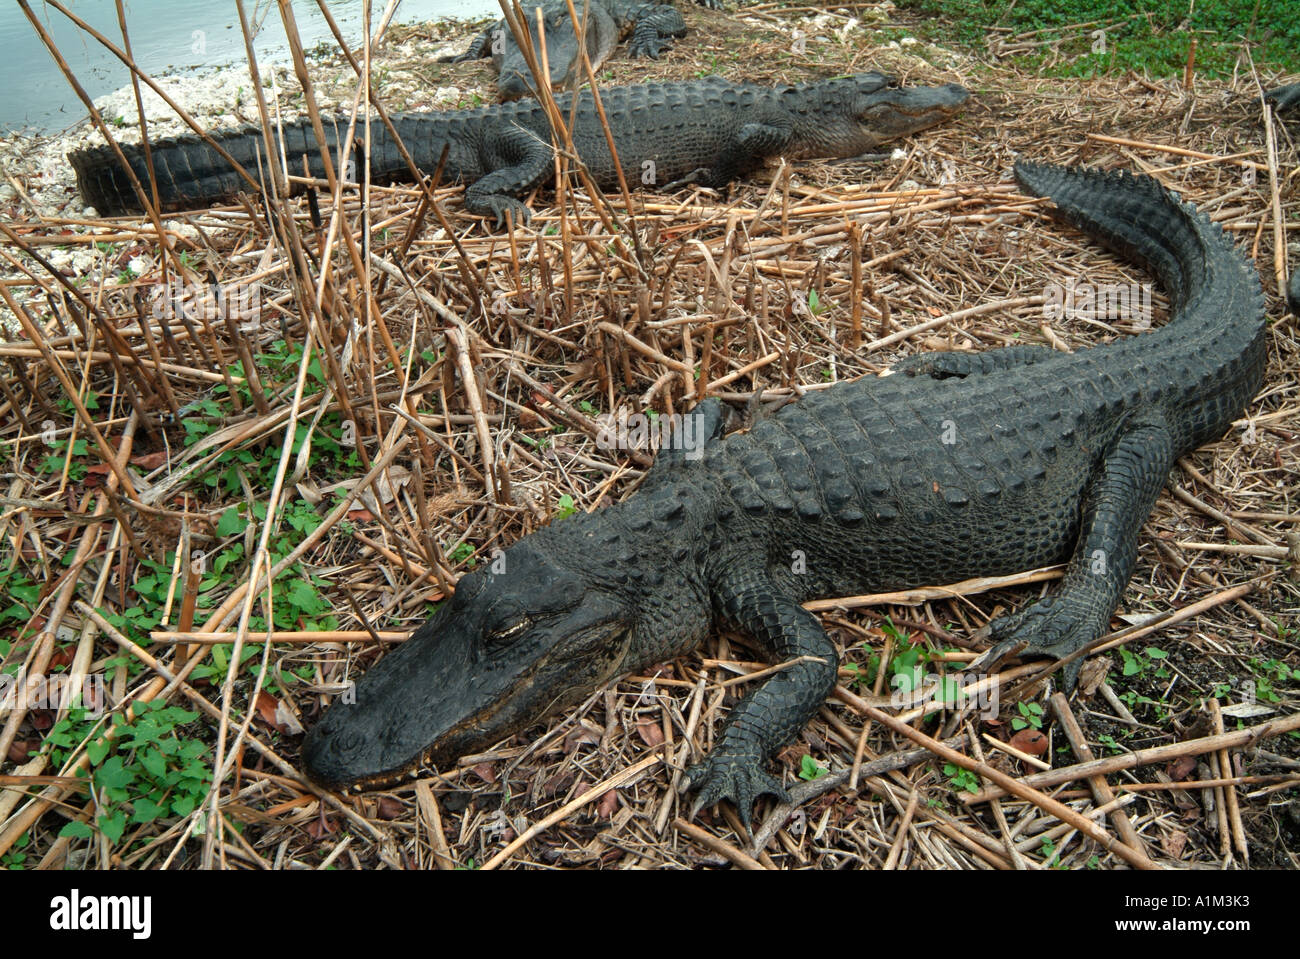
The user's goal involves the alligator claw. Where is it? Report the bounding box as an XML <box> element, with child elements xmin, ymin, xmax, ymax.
<box><xmin>629</xmin><ymin>38</ymin><xmax>673</xmax><ymax>60</ymax></box>
<box><xmin>975</xmin><ymin>596</ymin><xmax>1097</xmax><ymax>692</ymax></box>
<box><xmin>684</xmin><ymin>749</ymin><xmax>789</xmax><ymax>834</ymax></box>
<box><xmin>483</xmin><ymin>196</ymin><xmax>532</xmax><ymax>229</ymax></box>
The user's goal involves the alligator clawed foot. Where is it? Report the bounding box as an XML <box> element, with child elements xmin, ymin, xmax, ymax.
<box><xmin>661</xmin><ymin>168</ymin><xmax>712</xmax><ymax>193</ymax></box>
<box><xmin>971</xmin><ymin>596</ymin><xmax>1100</xmax><ymax>692</ymax></box>
<box><xmin>629</xmin><ymin>39</ymin><xmax>673</xmax><ymax>60</ymax></box>
<box><xmin>485</xmin><ymin>197</ymin><xmax>532</xmax><ymax>229</ymax></box>
<box><xmin>684</xmin><ymin>749</ymin><xmax>789</xmax><ymax>835</ymax></box>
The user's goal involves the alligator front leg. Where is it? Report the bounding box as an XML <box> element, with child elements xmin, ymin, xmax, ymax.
<box><xmin>625</xmin><ymin>5</ymin><xmax>688</xmax><ymax>59</ymax></box>
<box><xmin>463</xmin><ymin>124</ymin><xmax>555</xmax><ymax>226</ymax></box>
<box><xmin>978</xmin><ymin>414</ymin><xmax>1175</xmax><ymax>689</ymax></box>
<box><xmin>686</xmin><ymin>577</ymin><xmax>839</xmax><ymax>831</ymax></box>
<box><xmin>441</xmin><ymin>24</ymin><xmax>496</xmax><ymax>63</ymax></box>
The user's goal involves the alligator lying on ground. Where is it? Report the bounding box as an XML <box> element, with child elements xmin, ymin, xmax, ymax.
<box><xmin>70</xmin><ymin>73</ymin><xmax>969</xmax><ymax>221</ymax></box>
<box><xmin>301</xmin><ymin>161</ymin><xmax>1266</xmax><ymax>827</ymax></box>
<box><xmin>1265</xmin><ymin>82</ymin><xmax>1300</xmax><ymax>115</ymax></box>
<box><xmin>441</xmin><ymin>0</ymin><xmax>716</xmax><ymax>102</ymax></box>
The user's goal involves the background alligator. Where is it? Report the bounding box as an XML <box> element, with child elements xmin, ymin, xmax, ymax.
<box><xmin>442</xmin><ymin>0</ymin><xmax>715</xmax><ymax>102</ymax></box>
<box><xmin>1263</xmin><ymin>84</ymin><xmax>1300</xmax><ymax>314</ymax></box>
<box><xmin>69</xmin><ymin>73</ymin><xmax>969</xmax><ymax>220</ymax></box>
<box><xmin>301</xmin><ymin>161</ymin><xmax>1267</xmax><ymax>827</ymax></box>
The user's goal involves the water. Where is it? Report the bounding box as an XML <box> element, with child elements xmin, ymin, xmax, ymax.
<box><xmin>1</xmin><ymin>0</ymin><xmax>502</xmax><ymax>133</ymax></box>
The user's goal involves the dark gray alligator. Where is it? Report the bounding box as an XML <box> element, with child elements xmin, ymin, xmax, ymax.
<box><xmin>1264</xmin><ymin>82</ymin><xmax>1300</xmax><ymax>115</ymax></box>
<box><xmin>301</xmin><ymin>161</ymin><xmax>1266</xmax><ymax>827</ymax></box>
<box><xmin>69</xmin><ymin>73</ymin><xmax>969</xmax><ymax>220</ymax></box>
<box><xmin>1263</xmin><ymin>84</ymin><xmax>1300</xmax><ymax>314</ymax></box>
<box><xmin>442</xmin><ymin>0</ymin><xmax>715</xmax><ymax>102</ymax></box>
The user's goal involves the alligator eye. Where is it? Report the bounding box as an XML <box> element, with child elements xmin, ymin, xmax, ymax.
<box><xmin>487</xmin><ymin>617</ymin><xmax>530</xmax><ymax>647</ymax></box>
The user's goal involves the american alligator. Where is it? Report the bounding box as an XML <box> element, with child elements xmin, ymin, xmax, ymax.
<box><xmin>1263</xmin><ymin>84</ymin><xmax>1300</xmax><ymax>314</ymax></box>
<box><xmin>69</xmin><ymin>73</ymin><xmax>969</xmax><ymax>220</ymax></box>
<box><xmin>1264</xmin><ymin>82</ymin><xmax>1300</xmax><ymax>115</ymax></box>
<box><xmin>301</xmin><ymin>161</ymin><xmax>1267</xmax><ymax>827</ymax></box>
<box><xmin>442</xmin><ymin>0</ymin><xmax>715</xmax><ymax>102</ymax></box>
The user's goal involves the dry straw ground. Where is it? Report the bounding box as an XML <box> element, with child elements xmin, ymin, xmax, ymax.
<box><xmin>0</xmin><ymin>1</ymin><xmax>1296</xmax><ymax>870</ymax></box>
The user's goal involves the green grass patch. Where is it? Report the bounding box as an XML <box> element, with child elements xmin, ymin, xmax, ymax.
<box><xmin>898</xmin><ymin>0</ymin><xmax>1299</xmax><ymax>78</ymax></box>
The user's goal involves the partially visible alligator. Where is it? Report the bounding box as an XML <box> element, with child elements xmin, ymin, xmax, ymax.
<box><xmin>69</xmin><ymin>73</ymin><xmax>970</xmax><ymax>220</ymax></box>
<box><xmin>1265</xmin><ymin>82</ymin><xmax>1300</xmax><ymax>115</ymax></box>
<box><xmin>301</xmin><ymin>161</ymin><xmax>1266</xmax><ymax>827</ymax></box>
<box><xmin>442</xmin><ymin>0</ymin><xmax>715</xmax><ymax>102</ymax></box>
<box><xmin>1263</xmin><ymin>84</ymin><xmax>1300</xmax><ymax>314</ymax></box>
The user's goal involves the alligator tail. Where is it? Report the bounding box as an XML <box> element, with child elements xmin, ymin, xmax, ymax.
<box><xmin>70</xmin><ymin>118</ymin><xmax>420</xmax><ymax>215</ymax></box>
<box><xmin>1013</xmin><ymin>159</ymin><xmax>1266</xmax><ymax>350</ymax></box>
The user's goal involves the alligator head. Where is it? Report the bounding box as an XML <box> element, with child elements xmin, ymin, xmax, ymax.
<box><xmin>301</xmin><ymin>522</ymin><xmax>663</xmax><ymax>791</ymax></box>
<box><xmin>785</xmin><ymin>73</ymin><xmax>971</xmax><ymax>157</ymax></box>
<box><xmin>495</xmin><ymin>3</ymin><xmax>618</xmax><ymax>102</ymax></box>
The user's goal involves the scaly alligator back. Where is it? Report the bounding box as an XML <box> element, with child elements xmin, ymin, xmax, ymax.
<box><xmin>301</xmin><ymin>162</ymin><xmax>1266</xmax><ymax>826</ymax></box>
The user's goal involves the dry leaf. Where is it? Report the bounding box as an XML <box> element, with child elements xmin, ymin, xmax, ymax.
<box><xmin>1169</xmin><ymin>756</ymin><xmax>1197</xmax><ymax>781</ymax></box>
<box><xmin>1009</xmin><ymin>728</ymin><xmax>1048</xmax><ymax>757</ymax></box>
<box><xmin>564</xmin><ymin>726</ymin><xmax>601</xmax><ymax>752</ymax></box>
<box><xmin>636</xmin><ymin>720</ymin><xmax>664</xmax><ymax>747</ymax></box>
<box><xmin>130</xmin><ymin>451</ymin><xmax>170</xmax><ymax>470</ymax></box>
<box><xmin>255</xmin><ymin>691</ymin><xmax>282</xmax><ymax>729</ymax></box>
<box><xmin>1160</xmin><ymin>828</ymin><xmax>1187</xmax><ymax>859</ymax></box>
<box><xmin>596</xmin><ymin>789</ymin><xmax>619</xmax><ymax>819</ymax></box>
<box><xmin>274</xmin><ymin>700</ymin><xmax>304</xmax><ymax>736</ymax></box>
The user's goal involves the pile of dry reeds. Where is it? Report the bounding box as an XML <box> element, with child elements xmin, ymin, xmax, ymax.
<box><xmin>0</xmin><ymin>1</ymin><xmax>1296</xmax><ymax>870</ymax></box>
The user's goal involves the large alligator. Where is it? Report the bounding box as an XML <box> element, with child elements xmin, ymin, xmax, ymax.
<box><xmin>442</xmin><ymin>0</ymin><xmax>716</xmax><ymax>102</ymax></box>
<box><xmin>301</xmin><ymin>161</ymin><xmax>1266</xmax><ymax>827</ymax></box>
<box><xmin>69</xmin><ymin>73</ymin><xmax>969</xmax><ymax>220</ymax></box>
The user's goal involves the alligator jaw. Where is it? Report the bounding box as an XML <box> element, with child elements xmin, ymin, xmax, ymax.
<box><xmin>300</xmin><ymin>544</ymin><xmax>633</xmax><ymax>792</ymax></box>
<box><xmin>853</xmin><ymin>82</ymin><xmax>971</xmax><ymax>146</ymax></box>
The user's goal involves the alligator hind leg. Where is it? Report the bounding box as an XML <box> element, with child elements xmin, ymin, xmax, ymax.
<box><xmin>685</xmin><ymin>577</ymin><xmax>839</xmax><ymax>832</ymax></box>
<box><xmin>976</xmin><ymin>415</ymin><xmax>1175</xmax><ymax>690</ymax></box>
<box><xmin>662</xmin><ymin>121</ymin><xmax>794</xmax><ymax>192</ymax></box>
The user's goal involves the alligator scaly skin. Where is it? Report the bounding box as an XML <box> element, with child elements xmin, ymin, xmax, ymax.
<box><xmin>444</xmin><ymin>0</ymin><xmax>703</xmax><ymax>101</ymax></box>
<box><xmin>68</xmin><ymin>74</ymin><xmax>969</xmax><ymax>219</ymax></box>
<box><xmin>300</xmin><ymin>161</ymin><xmax>1267</xmax><ymax>827</ymax></box>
